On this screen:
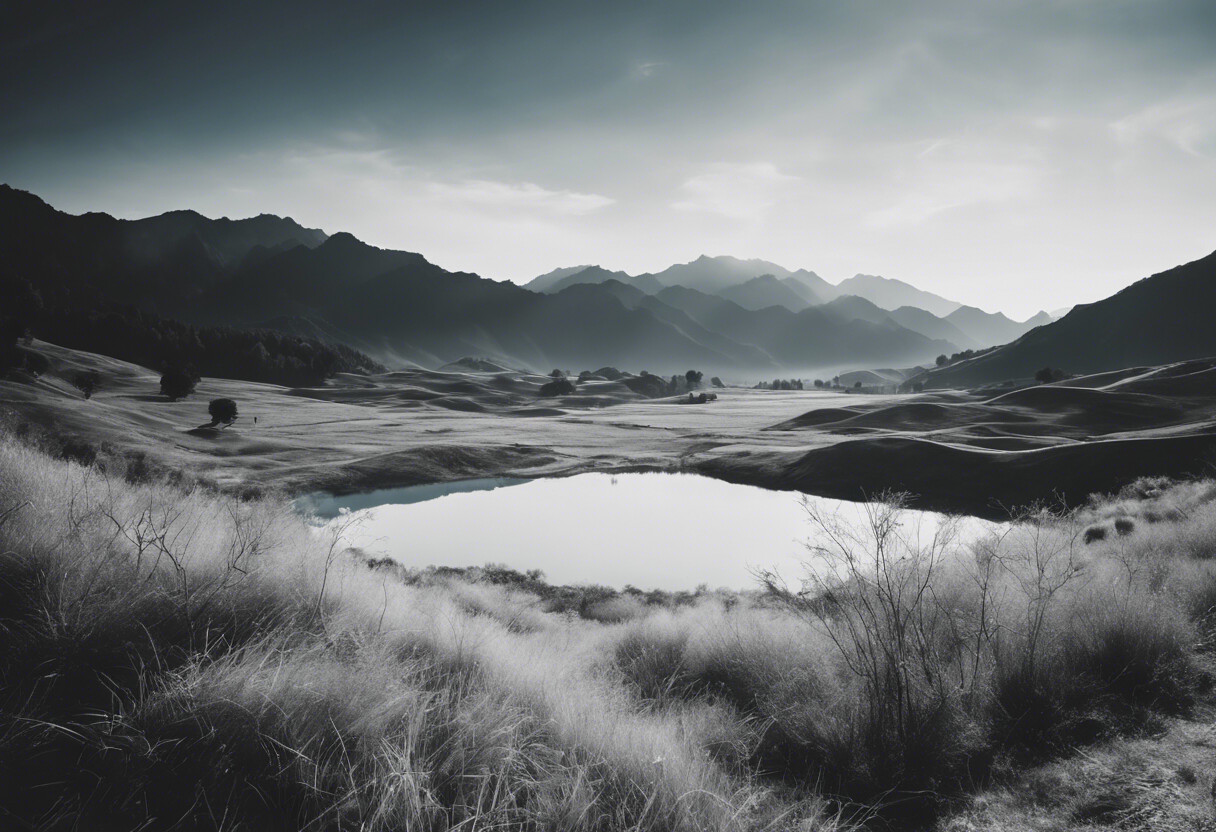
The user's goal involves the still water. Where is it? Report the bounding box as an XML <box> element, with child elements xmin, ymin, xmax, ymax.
<box><xmin>299</xmin><ymin>473</ymin><xmax>996</xmax><ymax>591</ymax></box>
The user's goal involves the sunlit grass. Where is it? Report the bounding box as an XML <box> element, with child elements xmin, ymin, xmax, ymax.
<box><xmin>1</xmin><ymin>429</ymin><xmax>1213</xmax><ymax>829</ymax></box>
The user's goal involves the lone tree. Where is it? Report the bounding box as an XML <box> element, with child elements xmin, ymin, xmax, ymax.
<box><xmin>936</xmin><ymin>354</ymin><xmax>949</xmax><ymax>367</ymax></box>
<box><xmin>71</xmin><ymin>369</ymin><xmax>101</xmax><ymax>399</ymax></box>
<box><xmin>208</xmin><ymin>397</ymin><xmax>239</xmax><ymax>426</ymax></box>
<box><xmin>160</xmin><ymin>365</ymin><xmax>199</xmax><ymax>401</ymax></box>
<box><xmin>1034</xmin><ymin>366</ymin><xmax>1066</xmax><ymax>384</ymax></box>
<box><xmin>685</xmin><ymin>370</ymin><xmax>703</xmax><ymax>387</ymax></box>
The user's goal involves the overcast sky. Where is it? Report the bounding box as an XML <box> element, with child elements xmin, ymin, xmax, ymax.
<box><xmin>4</xmin><ymin>0</ymin><xmax>1215</xmax><ymax>317</ymax></box>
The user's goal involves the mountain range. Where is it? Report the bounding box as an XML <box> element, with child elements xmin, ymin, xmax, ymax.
<box><xmin>5</xmin><ymin>184</ymin><xmax>1214</xmax><ymax>386</ymax></box>
<box><xmin>524</xmin><ymin>260</ymin><xmax>1051</xmax><ymax>349</ymax></box>
<box><xmin>1</xmin><ymin>185</ymin><xmax>964</xmax><ymax>376</ymax></box>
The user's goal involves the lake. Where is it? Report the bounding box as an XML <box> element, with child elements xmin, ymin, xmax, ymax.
<box><xmin>299</xmin><ymin>473</ymin><xmax>998</xmax><ymax>591</ymax></box>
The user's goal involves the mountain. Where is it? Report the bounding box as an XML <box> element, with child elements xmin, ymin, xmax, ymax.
<box><xmin>834</xmin><ymin>273</ymin><xmax>961</xmax><ymax>318</ymax></box>
<box><xmin>717</xmin><ymin>274</ymin><xmax>812</xmax><ymax>311</ymax></box>
<box><xmin>920</xmin><ymin>249</ymin><xmax>1216</xmax><ymax>387</ymax></box>
<box><xmin>2</xmin><ymin>185</ymin><xmax>966</xmax><ymax>375</ymax></box>
<box><xmin>944</xmin><ymin>305</ymin><xmax>1047</xmax><ymax>348</ymax></box>
<box><xmin>654</xmin><ymin>286</ymin><xmax>956</xmax><ymax>369</ymax></box>
<box><xmin>887</xmin><ymin>306</ymin><xmax>976</xmax><ymax>348</ymax></box>
<box><xmin>784</xmin><ymin>270</ymin><xmax>839</xmax><ymax>305</ymax></box>
<box><xmin>819</xmin><ymin>295</ymin><xmax>971</xmax><ymax>351</ymax></box>
<box><xmin>524</xmin><ymin>265</ymin><xmax>597</xmax><ymax>293</ymax></box>
<box><xmin>820</xmin><ymin>294</ymin><xmax>896</xmax><ymax>326</ymax></box>
<box><xmin>647</xmin><ymin>255</ymin><xmax>792</xmax><ymax>294</ymax></box>
<box><xmin>0</xmin><ymin>184</ymin><xmax>325</xmax><ymax>314</ymax></box>
<box><xmin>529</xmin><ymin>265</ymin><xmax>665</xmax><ymax>295</ymax></box>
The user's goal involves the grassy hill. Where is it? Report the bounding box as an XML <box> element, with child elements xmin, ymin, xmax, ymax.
<box><xmin>3</xmin><ymin>424</ymin><xmax>1215</xmax><ymax>829</ymax></box>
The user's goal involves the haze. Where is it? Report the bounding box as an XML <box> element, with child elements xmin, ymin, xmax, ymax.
<box><xmin>3</xmin><ymin>0</ymin><xmax>1215</xmax><ymax>318</ymax></box>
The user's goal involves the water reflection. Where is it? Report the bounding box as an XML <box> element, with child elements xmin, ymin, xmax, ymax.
<box><xmin>302</xmin><ymin>473</ymin><xmax>996</xmax><ymax>591</ymax></box>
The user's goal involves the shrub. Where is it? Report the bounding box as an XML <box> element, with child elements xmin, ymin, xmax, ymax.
<box><xmin>1084</xmin><ymin>525</ymin><xmax>1107</xmax><ymax>544</ymax></box>
<box><xmin>538</xmin><ymin>378</ymin><xmax>575</xmax><ymax>397</ymax></box>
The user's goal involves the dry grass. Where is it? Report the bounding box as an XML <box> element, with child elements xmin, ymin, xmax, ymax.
<box><xmin>2</xmin><ymin>432</ymin><xmax>1214</xmax><ymax>830</ymax></box>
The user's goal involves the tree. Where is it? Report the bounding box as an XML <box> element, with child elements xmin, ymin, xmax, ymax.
<box><xmin>160</xmin><ymin>365</ymin><xmax>199</xmax><ymax>400</ymax></box>
<box><xmin>685</xmin><ymin>370</ymin><xmax>703</xmax><ymax>387</ymax></box>
<box><xmin>854</xmin><ymin>381</ymin><xmax>862</xmax><ymax>389</ymax></box>
<box><xmin>936</xmin><ymin>354</ymin><xmax>949</xmax><ymax>367</ymax></box>
<box><xmin>539</xmin><ymin>378</ymin><xmax>575</xmax><ymax>397</ymax></box>
<box><xmin>1035</xmin><ymin>366</ymin><xmax>1066</xmax><ymax>384</ymax></box>
<box><xmin>208</xmin><ymin>397</ymin><xmax>239</xmax><ymax>426</ymax></box>
<box><xmin>71</xmin><ymin>369</ymin><xmax>101</xmax><ymax>399</ymax></box>
<box><xmin>814</xmin><ymin>379</ymin><xmax>824</xmax><ymax>388</ymax></box>
<box><xmin>549</xmin><ymin>369</ymin><xmax>565</xmax><ymax>378</ymax></box>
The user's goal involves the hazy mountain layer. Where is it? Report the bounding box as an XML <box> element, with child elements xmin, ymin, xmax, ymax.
<box><xmin>4</xmin><ymin>185</ymin><xmax>957</xmax><ymax>374</ymax></box>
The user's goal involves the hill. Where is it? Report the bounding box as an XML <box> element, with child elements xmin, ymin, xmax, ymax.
<box><xmin>920</xmin><ymin>248</ymin><xmax>1216</xmax><ymax>387</ymax></box>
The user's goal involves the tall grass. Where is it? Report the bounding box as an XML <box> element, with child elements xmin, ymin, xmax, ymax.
<box><xmin>1</xmin><ymin>429</ymin><xmax>1213</xmax><ymax>829</ymax></box>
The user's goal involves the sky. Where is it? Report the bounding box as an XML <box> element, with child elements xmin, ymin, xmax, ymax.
<box><xmin>3</xmin><ymin>0</ymin><xmax>1216</xmax><ymax>318</ymax></box>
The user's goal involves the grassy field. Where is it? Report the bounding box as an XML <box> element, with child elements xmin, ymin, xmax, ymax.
<box><xmin>2</xmin><ymin>425</ymin><xmax>1216</xmax><ymax>830</ymax></box>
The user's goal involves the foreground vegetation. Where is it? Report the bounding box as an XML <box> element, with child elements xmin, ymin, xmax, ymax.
<box><xmin>2</xmin><ymin>424</ymin><xmax>1215</xmax><ymax>830</ymax></box>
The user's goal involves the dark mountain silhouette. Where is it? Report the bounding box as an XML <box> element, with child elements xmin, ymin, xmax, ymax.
<box><xmin>717</xmin><ymin>274</ymin><xmax>812</xmax><ymax>311</ymax></box>
<box><xmin>2</xmin><ymin>185</ymin><xmax>968</xmax><ymax>374</ymax></box>
<box><xmin>834</xmin><ymin>273</ymin><xmax>962</xmax><ymax>317</ymax></box>
<box><xmin>921</xmin><ymin>248</ymin><xmax>1216</xmax><ymax>387</ymax></box>
<box><xmin>0</xmin><ymin>184</ymin><xmax>325</xmax><ymax>315</ymax></box>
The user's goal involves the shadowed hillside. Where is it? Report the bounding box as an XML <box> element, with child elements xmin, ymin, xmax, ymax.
<box><xmin>920</xmin><ymin>249</ymin><xmax>1216</xmax><ymax>387</ymax></box>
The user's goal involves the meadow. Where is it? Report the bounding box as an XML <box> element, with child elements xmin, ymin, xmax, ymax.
<box><xmin>2</xmin><ymin>423</ymin><xmax>1214</xmax><ymax>831</ymax></box>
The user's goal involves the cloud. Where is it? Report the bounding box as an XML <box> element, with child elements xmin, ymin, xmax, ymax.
<box><xmin>630</xmin><ymin>61</ymin><xmax>664</xmax><ymax>80</ymax></box>
<box><xmin>671</xmin><ymin>162</ymin><xmax>798</xmax><ymax>220</ymax></box>
<box><xmin>1111</xmin><ymin>94</ymin><xmax>1216</xmax><ymax>158</ymax></box>
<box><xmin>865</xmin><ymin>140</ymin><xmax>1041</xmax><ymax>228</ymax></box>
<box><xmin>427</xmin><ymin>179</ymin><xmax>614</xmax><ymax>214</ymax></box>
